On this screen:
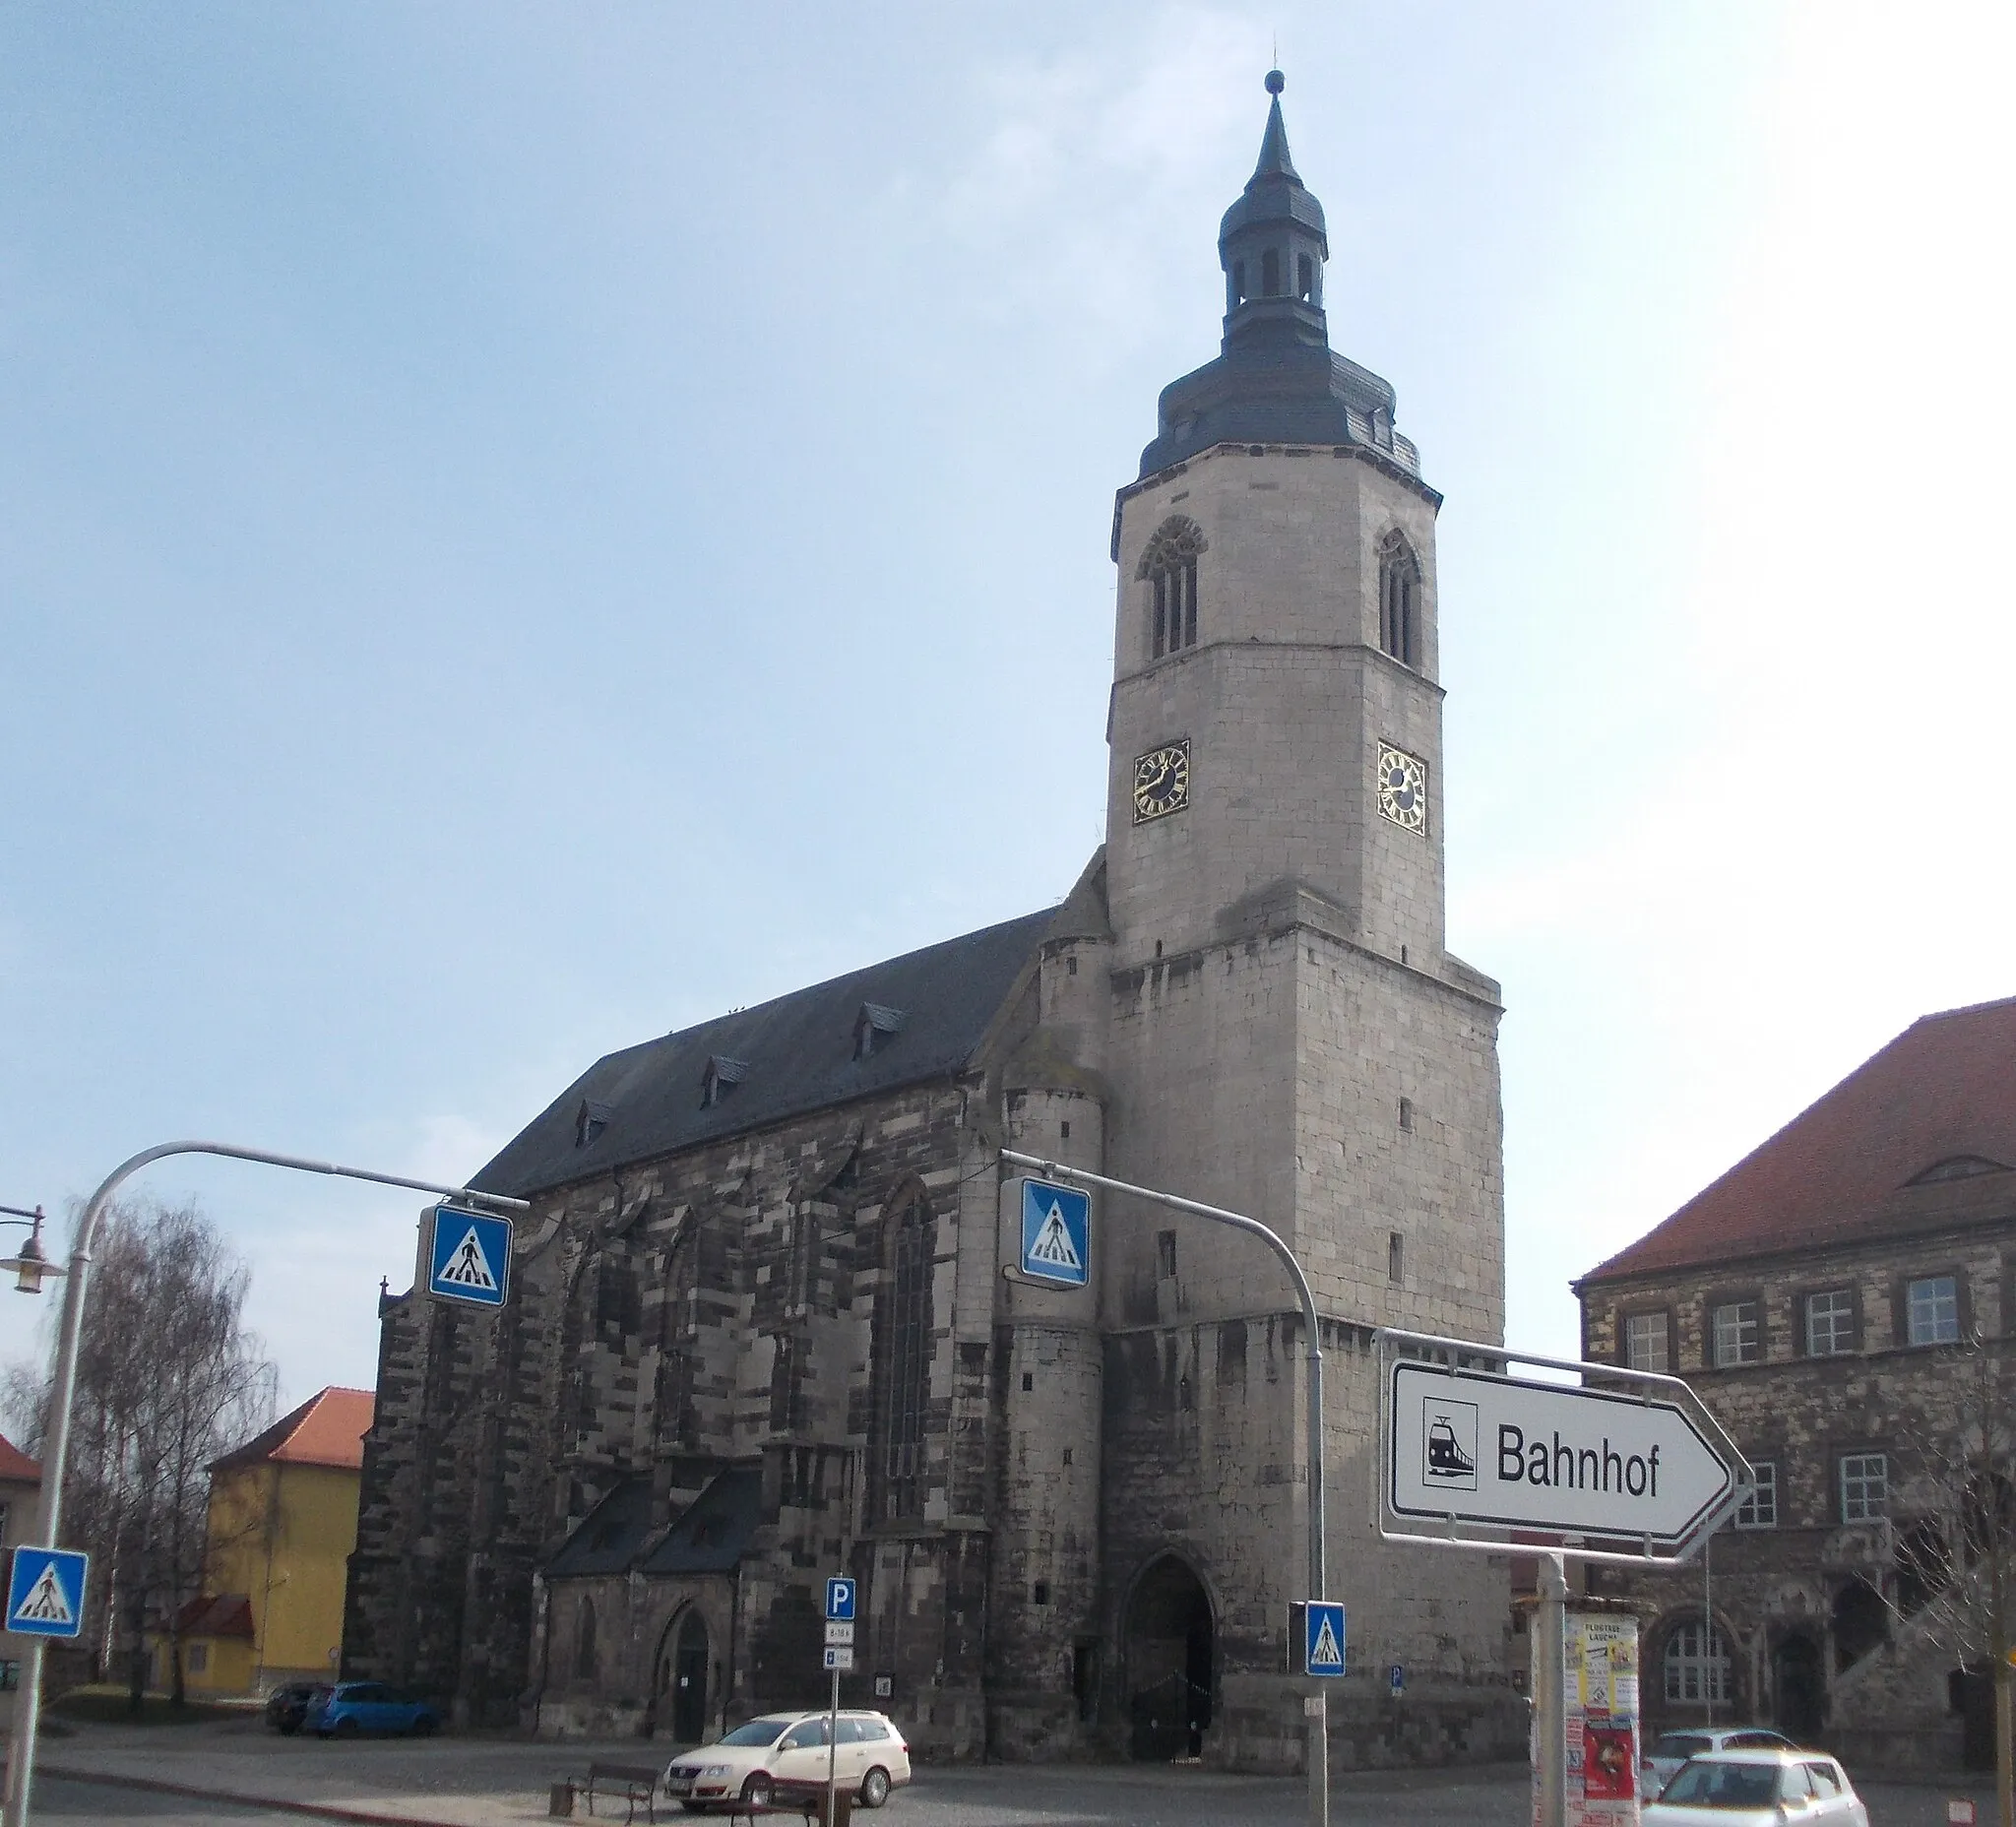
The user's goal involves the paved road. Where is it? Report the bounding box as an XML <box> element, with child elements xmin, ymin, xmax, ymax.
<box><xmin>30</xmin><ymin>1775</ymin><xmax>303</xmax><ymax>1821</ymax></box>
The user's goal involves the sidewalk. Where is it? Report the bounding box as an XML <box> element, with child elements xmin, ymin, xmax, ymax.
<box><xmin>32</xmin><ymin>1715</ymin><xmax>633</xmax><ymax>1826</ymax></box>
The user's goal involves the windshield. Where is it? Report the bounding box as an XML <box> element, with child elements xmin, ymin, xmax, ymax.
<box><xmin>1654</xmin><ymin>1734</ymin><xmax>1713</xmax><ymax>1758</ymax></box>
<box><xmin>1661</xmin><ymin>1762</ymin><xmax>1781</xmax><ymax>1808</ymax></box>
<box><xmin>720</xmin><ymin>1719</ymin><xmax>791</xmax><ymax>1747</ymax></box>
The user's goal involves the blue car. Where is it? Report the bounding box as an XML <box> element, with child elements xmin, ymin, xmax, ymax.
<box><xmin>308</xmin><ymin>1680</ymin><xmax>442</xmax><ymax>1738</ymax></box>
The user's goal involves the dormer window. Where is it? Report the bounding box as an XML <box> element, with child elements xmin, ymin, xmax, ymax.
<box><xmin>854</xmin><ymin>1002</ymin><xmax>908</xmax><ymax>1061</ymax></box>
<box><xmin>1139</xmin><ymin>515</ymin><xmax>1207</xmax><ymax>661</ymax></box>
<box><xmin>1378</xmin><ymin>531</ymin><xmax>1421</xmax><ymax>669</ymax></box>
<box><xmin>701</xmin><ymin>1055</ymin><xmax>749</xmax><ymax>1109</ymax></box>
<box><xmin>574</xmin><ymin>1100</ymin><xmax>612</xmax><ymax>1149</ymax></box>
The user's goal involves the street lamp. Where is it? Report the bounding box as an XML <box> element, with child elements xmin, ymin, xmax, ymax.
<box><xmin>0</xmin><ymin>1207</ymin><xmax>64</xmax><ymax>1297</ymax></box>
<box><xmin>0</xmin><ymin>1142</ymin><xmax>530</xmax><ymax>1827</ymax></box>
<box><xmin>998</xmin><ymin>1150</ymin><xmax>1330</xmax><ymax>1827</ymax></box>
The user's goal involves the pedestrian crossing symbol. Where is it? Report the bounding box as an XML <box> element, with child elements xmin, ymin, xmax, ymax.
<box><xmin>1018</xmin><ymin>1178</ymin><xmax>1090</xmax><ymax>1288</ymax></box>
<box><xmin>427</xmin><ymin>1205</ymin><xmax>513</xmax><ymax>1309</ymax></box>
<box><xmin>6</xmin><ymin>1545</ymin><xmax>88</xmax><ymax>1639</ymax></box>
<box><xmin>1303</xmin><ymin>1601</ymin><xmax>1346</xmax><ymax>1677</ymax></box>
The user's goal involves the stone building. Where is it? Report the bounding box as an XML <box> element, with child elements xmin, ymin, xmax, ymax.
<box><xmin>345</xmin><ymin>74</ymin><xmax>1521</xmax><ymax>1771</ymax></box>
<box><xmin>1574</xmin><ymin>996</ymin><xmax>2016</xmax><ymax>1770</ymax></box>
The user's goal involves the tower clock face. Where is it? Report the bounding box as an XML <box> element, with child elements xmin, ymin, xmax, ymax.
<box><xmin>1376</xmin><ymin>742</ymin><xmax>1427</xmax><ymax>833</ymax></box>
<box><xmin>1131</xmin><ymin>740</ymin><xmax>1191</xmax><ymax>823</ymax></box>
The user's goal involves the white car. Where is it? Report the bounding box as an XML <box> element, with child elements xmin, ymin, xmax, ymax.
<box><xmin>1645</xmin><ymin>1748</ymin><xmax>1867</xmax><ymax>1827</ymax></box>
<box><xmin>1641</xmin><ymin>1727</ymin><xmax>1798</xmax><ymax>1798</ymax></box>
<box><xmin>662</xmin><ymin>1710</ymin><xmax>912</xmax><ymax>1812</ymax></box>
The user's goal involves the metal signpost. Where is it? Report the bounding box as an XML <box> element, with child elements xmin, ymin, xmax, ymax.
<box><xmin>0</xmin><ymin>1141</ymin><xmax>528</xmax><ymax>1827</ymax></box>
<box><xmin>1376</xmin><ymin>1329</ymin><xmax>1747</xmax><ymax>1827</ymax></box>
<box><xmin>1000</xmin><ymin>1151</ymin><xmax>1329</xmax><ymax>1827</ymax></box>
<box><xmin>823</xmin><ymin>1577</ymin><xmax>856</xmax><ymax>1827</ymax></box>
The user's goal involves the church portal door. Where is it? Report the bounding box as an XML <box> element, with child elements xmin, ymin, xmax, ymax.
<box><xmin>1125</xmin><ymin>1556</ymin><xmax>1214</xmax><ymax>1761</ymax></box>
<box><xmin>669</xmin><ymin>1610</ymin><xmax>709</xmax><ymax>1744</ymax></box>
<box><xmin>1771</xmin><ymin>1633</ymin><xmax>1823</xmax><ymax>1740</ymax></box>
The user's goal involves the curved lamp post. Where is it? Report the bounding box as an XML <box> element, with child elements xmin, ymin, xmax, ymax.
<box><xmin>0</xmin><ymin>1144</ymin><xmax>528</xmax><ymax>1827</ymax></box>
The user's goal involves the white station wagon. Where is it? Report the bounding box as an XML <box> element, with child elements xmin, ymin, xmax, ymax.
<box><xmin>662</xmin><ymin>1710</ymin><xmax>912</xmax><ymax>1812</ymax></box>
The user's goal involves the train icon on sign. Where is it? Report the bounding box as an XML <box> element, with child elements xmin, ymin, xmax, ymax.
<box><xmin>1422</xmin><ymin>1399</ymin><xmax>1479</xmax><ymax>1490</ymax></box>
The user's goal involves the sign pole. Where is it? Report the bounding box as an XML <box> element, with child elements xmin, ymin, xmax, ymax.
<box><xmin>826</xmin><ymin>1667</ymin><xmax>840</xmax><ymax>1826</ymax></box>
<box><xmin>1535</xmin><ymin>1551</ymin><xmax>1568</xmax><ymax>1827</ymax></box>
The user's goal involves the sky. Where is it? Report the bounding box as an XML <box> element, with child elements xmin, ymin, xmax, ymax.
<box><xmin>3</xmin><ymin>3</ymin><xmax>2013</xmax><ymax>1417</ymax></box>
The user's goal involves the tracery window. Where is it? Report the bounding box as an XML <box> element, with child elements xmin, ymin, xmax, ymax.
<box><xmin>1662</xmin><ymin>1618</ymin><xmax>1730</xmax><ymax>1703</ymax></box>
<box><xmin>870</xmin><ymin>1187</ymin><xmax>934</xmax><ymax>1521</ymax></box>
<box><xmin>1378</xmin><ymin>532</ymin><xmax>1421</xmax><ymax>668</ymax></box>
<box><xmin>1139</xmin><ymin>516</ymin><xmax>1206</xmax><ymax>661</ymax></box>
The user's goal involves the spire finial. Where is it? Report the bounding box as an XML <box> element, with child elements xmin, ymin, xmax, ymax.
<box><xmin>1265</xmin><ymin>68</ymin><xmax>1285</xmax><ymax>95</ymax></box>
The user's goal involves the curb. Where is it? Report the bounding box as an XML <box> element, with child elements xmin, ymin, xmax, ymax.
<box><xmin>40</xmin><ymin>1761</ymin><xmax>484</xmax><ymax>1827</ymax></box>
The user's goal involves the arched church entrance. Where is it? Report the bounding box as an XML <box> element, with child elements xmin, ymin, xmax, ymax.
<box><xmin>1124</xmin><ymin>1555</ymin><xmax>1214</xmax><ymax>1761</ymax></box>
<box><xmin>651</xmin><ymin>1608</ymin><xmax>710</xmax><ymax>1743</ymax></box>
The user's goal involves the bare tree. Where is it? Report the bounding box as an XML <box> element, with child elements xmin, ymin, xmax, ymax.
<box><xmin>3</xmin><ymin>1199</ymin><xmax>277</xmax><ymax>1708</ymax></box>
<box><xmin>1885</xmin><ymin>1332</ymin><xmax>2016</xmax><ymax>1827</ymax></box>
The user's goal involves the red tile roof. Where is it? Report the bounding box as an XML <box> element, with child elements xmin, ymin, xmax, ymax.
<box><xmin>1578</xmin><ymin>996</ymin><xmax>2016</xmax><ymax>1287</ymax></box>
<box><xmin>173</xmin><ymin>1593</ymin><xmax>255</xmax><ymax>1639</ymax></box>
<box><xmin>0</xmin><ymin>1432</ymin><xmax>40</xmax><ymax>1484</ymax></box>
<box><xmin>210</xmin><ymin>1387</ymin><xmax>374</xmax><ymax>1475</ymax></box>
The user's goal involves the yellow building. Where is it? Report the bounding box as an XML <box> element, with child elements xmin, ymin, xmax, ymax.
<box><xmin>156</xmin><ymin>1387</ymin><xmax>373</xmax><ymax>1695</ymax></box>
<box><xmin>0</xmin><ymin>1431</ymin><xmax>46</xmax><ymax>1727</ymax></box>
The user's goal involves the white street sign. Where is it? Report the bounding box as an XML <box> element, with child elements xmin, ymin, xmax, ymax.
<box><xmin>825</xmin><ymin>1621</ymin><xmax>854</xmax><ymax>1647</ymax></box>
<box><xmin>823</xmin><ymin>1646</ymin><xmax>855</xmax><ymax>1671</ymax></box>
<box><xmin>1389</xmin><ymin>1359</ymin><xmax>1736</xmax><ymax>1548</ymax></box>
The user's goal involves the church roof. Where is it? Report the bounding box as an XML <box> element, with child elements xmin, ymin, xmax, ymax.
<box><xmin>211</xmin><ymin>1387</ymin><xmax>375</xmax><ymax>1475</ymax></box>
<box><xmin>544</xmin><ymin>1467</ymin><xmax>764</xmax><ymax>1579</ymax></box>
<box><xmin>1577</xmin><ymin>996</ymin><xmax>2016</xmax><ymax>1288</ymax></box>
<box><xmin>471</xmin><ymin>908</ymin><xmax>1058</xmax><ymax>1199</ymax></box>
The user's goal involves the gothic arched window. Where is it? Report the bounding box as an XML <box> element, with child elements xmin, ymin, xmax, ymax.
<box><xmin>575</xmin><ymin>1596</ymin><xmax>598</xmax><ymax>1680</ymax></box>
<box><xmin>1378</xmin><ymin>532</ymin><xmax>1421</xmax><ymax>669</ymax></box>
<box><xmin>1139</xmin><ymin>516</ymin><xmax>1207</xmax><ymax>662</ymax></box>
<box><xmin>1661</xmin><ymin>1617</ymin><xmax>1729</xmax><ymax>1704</ymax></box>
<box><xmin>870</xmin><ymin>1187</ymin><xmax>934</xmax><ymax>1521</ymax></box>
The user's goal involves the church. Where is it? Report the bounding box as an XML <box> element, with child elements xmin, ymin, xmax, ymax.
<box><xmin>345</xmin><ymin>73</ymin><xmax>1521</xmax><ymax>1773</ymax></box>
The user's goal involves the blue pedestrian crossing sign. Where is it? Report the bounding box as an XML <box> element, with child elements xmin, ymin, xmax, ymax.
<box><xmin>6</xmin><ymin>1545</ymin><xmax>88</xmax><ymax>1639</ymax></box>
<box><xmin>1303</xmin><ymin>1601</ymin><xmax>1346</xmax><ymax>1677</ymax></box>
<box><xmin>1017</xmin><ymin>1178</ymin><xmax>1090</xmax><ymax>1288</ymax></box>
<box><xmin>825</xmin><ymin>1577</ymin><xmax>856</xmax><ymax>1622</ymax></box>
<box><xmin>428</xmin><ymin>1205</ymin><xmax>513</xmax><ymax>1309</ymax></box>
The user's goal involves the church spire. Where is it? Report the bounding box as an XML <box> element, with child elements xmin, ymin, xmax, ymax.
<box><xmin>1218</xmin><ymin>70</ymin><xmax>1329</xmax><ymax>355</ymax></box>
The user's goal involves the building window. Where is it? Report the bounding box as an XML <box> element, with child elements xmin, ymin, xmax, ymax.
<box><xmin>1139</xmin><ymin>516</ymin><xmax>1206</xmax><ymax>660</ymax></box>
<box><xmin>1841</xmin><ymin>1452</ymin><xmax>1888</xmax><ymax>1523</ymax></box>
<box><xmin>1711</xmin><ymin>1300</ymin><xmax>1760</xmax><ymax>1367</ymax></box>
<box><xmin>1735</xmin><ymin>1462</ymin><xmax>1778</xmax><ymax>1529</ymax></box>
<box><xmin>0</xmin><ymin>1661</ymin><xmax>17</xmax><ymax>1692</ymax></box>
<box><xmin>1378</xmin><ymin>533</ymin><xmax>1421</xmax><ymax>668</ymax></box>
<box><xmin>1388</xmin><ymin>1231</ymin><xmax>1405</xmax><ymax>1285</ymax></box>
<box><xmin>1908</xmin><ymin>1275</ymin><xmax>1960</xmax><ymax>1346</ymax></box>
<box><xmin>1622</xmin><ymin>1311</ymin><xmax>1670</xmax><ymax>1374</ymax></box>
<box><xmin>1805</xmin><ymin>1290</ymin><xmax>1855</xmax><ymax>1356</ymax></box>
<box><xmin>853</xmin><ymin>1001</ymin><xmax>907</xmax><ymax>1061</ymax></box>
<box><xmin>1662</xmin><ymin>1619</ymin><xmax>1730</xmax><ymax>1703</ymax></box>
<box><xmin>1296</xmin><ymin>253</ymin><xmax>1314</xmax><ymax>300</ymax></box>
<box><xmin>871</xmin><ymin>1187</ymin><xmax>935</xmax><ymax>1521</ymax></box>
<box><xmin>574</xmin><ymin>1099</ymin><xmax>611</xmax><ymax>1148</ymax></box>
<box><xmin>1157</xmin><ymin>1230</ymin><xmax>1177</xmax><ymax>1280</ymax></box>
<box><xmin>576</xmin><ymin>1597</ymin><xmax>598</xmax><ymax>1678</ymax></box>
<box><xmin>186</xmin><ymin>1643</ymin><xmax>209</xmax><ymax>1675</ymax></box>
<box><xmin>701</xmin><ymin>1054</ymin><xmax>748</xmax><ymax>1108</ymax></box>
<box><xmin>1261</xmin><ymin>247</ymin><xmax>1281</xmax><ymax>296</ymax></box>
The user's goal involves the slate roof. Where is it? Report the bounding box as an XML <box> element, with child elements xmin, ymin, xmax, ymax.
<box><xmin>0</xmin><ymin>1432</ymin><xmax>39</xmax><ymax>1484</ymax></box>
<box><xmin>545</xmin><ymin>1467</ymin><xmax>764</xmax><ymax>1580</ymax></box>
<box><xmin>640</xmin><ymin>1467</ymin><xmax>762</xmax><ymax>1576</ymax></box>
<box><xmin>1578</xmin><ymin>996</ymin><xmax>2016</xmax><ymax>1287</ymax></box>
<box><xmin>174</xmin><ymin>1593</ymin><xmax>255</xmax><ymax>1639</ymax></box>
<box><xmin>471</xmin><ymin>909</ymin><xmax>1056</xmax><ymax>1200</ymax></box>
<box><xmin>212</xmin><ymin>1388</ymin><xmax>375</xmax><ymax>1475</ymax></box>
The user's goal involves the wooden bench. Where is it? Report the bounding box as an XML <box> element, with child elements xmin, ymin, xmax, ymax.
<box><xmin>572</xmin><ymin>1760</ymin><xmax>663</xmax><ymax>1824</ymax></box>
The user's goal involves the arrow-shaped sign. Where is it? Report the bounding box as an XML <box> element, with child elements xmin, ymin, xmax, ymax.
<box><xmin>1388</xmin><ymin>1360</ymin><xmax>1737</xmax><ymax>1548</ymax></box>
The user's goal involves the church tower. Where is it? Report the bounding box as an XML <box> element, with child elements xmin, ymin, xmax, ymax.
<box><xmin>1072</xmin><ymin>72</ymin><xmax>1513</xmax><ymax>1768</ymax></box>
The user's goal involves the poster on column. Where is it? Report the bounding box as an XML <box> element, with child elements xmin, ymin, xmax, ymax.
<box><xmin>1534</xmin><ymin>1610</ymin><xmax>1640</xmax><ymax>1827</ymax></box>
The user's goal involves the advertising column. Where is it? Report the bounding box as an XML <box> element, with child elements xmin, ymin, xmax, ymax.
<box><xmin>1534</xmin><ymin>1611</ymin><xmax>1640</xmax><ymax>1827</ymax></box>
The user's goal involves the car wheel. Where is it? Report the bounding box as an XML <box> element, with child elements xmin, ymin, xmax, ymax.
<box><xmin>277</xmin><ymin>1721</ymin><xmax>299</xmax><ymax>1736</ymax></box>
<box><xmin>858</xmin><ymin>1767</ymin><xmax>891</xmax><ymax>1808</ymax></box>
<box><xmin>335</xmin><ymin>1718</ymin><xmax>360</xmax><ymax>1738</ymax></box>
<box><xmin>411</xmin><ymin>1714</ymin><xmax>438</xmax><ymax>1736</ymax></box>
<box><xmin>741</xmin><ymin>1774</ymin><xmax>774</xmax><ymax>1811</ymax></box>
